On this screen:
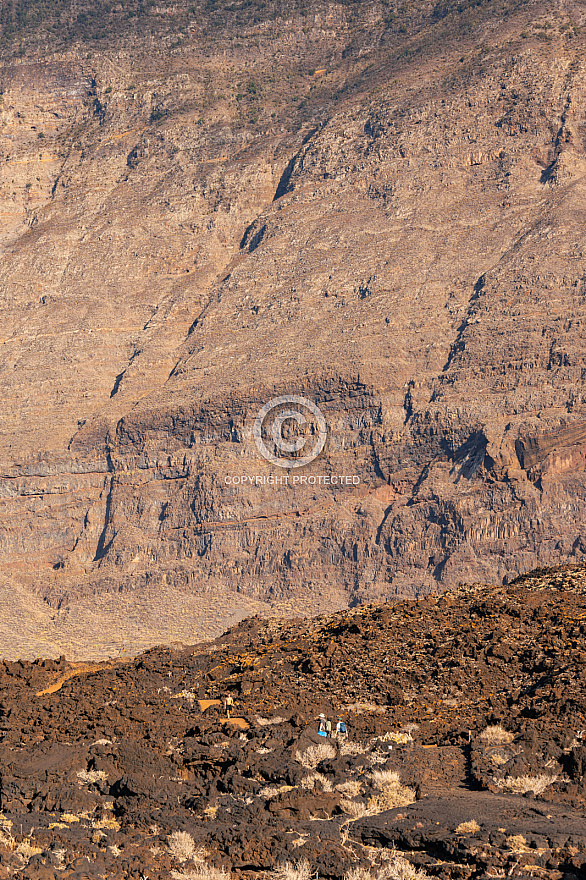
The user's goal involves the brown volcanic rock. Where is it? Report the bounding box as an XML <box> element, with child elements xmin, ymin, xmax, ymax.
<box><xmin>0</xmin><ymin>568</ymin><xmax>584</xmax><ymax>877</ymax></box>
<box><xmin>352</xmin><ymin>791</ymin><xmax>586</xmax><ymax>876</ymax></box>
<box><xmin>2</xmin><ymin>2</ymin><xmax>586</xmax><ymax>656</ymax></box>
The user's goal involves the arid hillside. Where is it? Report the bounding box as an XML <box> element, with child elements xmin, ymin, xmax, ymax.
<box><xmin>1</xmin><ymin>0</ymin><xmax>586</xmax><ymax>656</ymax></box>
<box><xmin>0</xmin><ymin>563</ymin><xmax>584</xmax><ymax>878</ymax></box>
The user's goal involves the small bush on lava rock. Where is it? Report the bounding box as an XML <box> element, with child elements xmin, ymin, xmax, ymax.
<box><xmin>367</xmin><ymin>770</ymin><xmax>416</xmax><ymax>813</ymax></box>
<box><xmin>270</xmin><ymin>860</ymin><xmax>312</xmax><ymax>880</ymax></box>
<box><xmin>479</xmin><ymin>724</ymin><xmax>514</xmax><ymax>745</ymax></box>
<box><xmin>76</xmin><ymin>768</ymin><xmax>108</xmax><ymax>784</ymax></box>
<box><xmin>344</xmin><ymin>855</ymin><xmax>431</xmax><ymax>880</ymax></box>
<box><xmin>455</xmin><ymin>819</ymin><xmax>480</xmax><ymax>834</ymax></box>
<box><xmin>496</xmin><ymin>773</ymin><xmax>558</xmax><ymax>795</ymax></box>
<box><xmin>294</xmin><ymin>743</ymin><xmax>336</xmax><ymax>769</ymax></box>
<box><xmin>339</xmin><ymin>740</ymin><xmax>369</xmax><ymax>756</ymax></box>
<box><xmin>370</xmin><ymin>769</ymin><xmax>402</xmax><ymax>787</ymax></box>
<box><xmin>368</xmin><ymin>782</ymin><xmax>416</xmax><ymax>813</ymax></box>
<box><xmin>168</xmin><ymin>830</ymin><xmax>199</xmax><ymax>862</ymax></box>
<box><xmin>171</xmin><ymin>867</ymin><xmax>230</xmax><ymax>880</ymax></box>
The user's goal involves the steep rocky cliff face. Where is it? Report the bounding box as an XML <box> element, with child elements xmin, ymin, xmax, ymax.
<box><xmin>2</xmin><ymin>0</ymin><xmax>586</xmax><ymax>656</ymax></box>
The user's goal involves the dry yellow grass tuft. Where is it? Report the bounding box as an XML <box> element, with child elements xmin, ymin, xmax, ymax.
<box><xmin>171</xmin><ymin>868</ymin><xmax>230</xmax><ymax>880</ymax></box>
<box><xmin>368</xmin><ymin>783</ymin><xmax>416</xmax><ymax>813</ymax></box>
<box><xmin>15</xmin><ymin>840</ymin><xmax>43</xmax><ymax>863</ymax></box>
<box><xmin>479</xmin><ymin>725</ymin><xmax>514</xmax><ymax>745</ymax></box>
<box><xmin>300</xmin><ymin>773</ymin><xmax>333</xmax><ymax>792</ymax></box>
<box><xmin>341</xmin><ymin>799</ymin><xmax>370</xmax><ymax>820</ymax></box>
<box><xmin>270</xmin><ymin>859</ymin><xmax>312</xmax><ymax>880</ymax></box>
<box><xmin>496</xmin><ymin>774</ymin><xmax>557</xmax><ymax>795</ymax></box>
<box><xmin>259</xmin><ymin>784</ymin><xmax>297</xmax><ymax>798</ymax></box>
<box><xmin>335</xmin><ymin>779</ymin><xmax>363</xmax><ymax>797</ymax></box>
<box><xmin>344</xmin><ymin>854</ymin><xmax>432</xmax><ymax>880</ymax></box>
<box><xmin>76</xmin><ymin>768</ymin><xmax>108</xmax><ymax>785</ymax></box>
<box><xmin>294</xmin><ymin>743</ymin><xmax>336</xmax><ymax>769</ymax></box>
<box><xmin>374</xmin><ymin>731</ymin><xmax>414</xmax><ymax>745</ymax></box>
<box><xmin>371</xmin><ymin>769</ymin><xmax>402</xmax><ymax>788</ymax></box>
<box><xmin>168</xmin><ymin>830</ymin><xmax>200</xmax><ymax>863</ymax></box>
<box><xmin>341</xmin><ymin>770</ymin><xmax>416</xmax><ymax>820</ymax></box>
<box><xmin>455</xmin><ymin>820</ymin><xmax>480</xmax><ymax>835</ymax></box>
<box><xmin>506</xmin><ymin>834</ymin><xmax>528</xmax><ymax>851</ymax></box>
<box><xmin>92</xmin><ymin>816</ymin><xmax>121</xmax><ymax>831</ymax></box>
<box><xmin>339</xmin><ymin>740</ymin><xmax>368</xmax><ymax>756</ymax></box>
<box><xmin>0</xmin><ymin>830</ymin><xmax>14</xmax><ymax>851</ymax></box>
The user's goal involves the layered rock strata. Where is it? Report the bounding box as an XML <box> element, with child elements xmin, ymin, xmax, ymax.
<box><xmin>1</xmin><ymin>2</ymin><xmax>586</xmax><ymax>653</ymax></box>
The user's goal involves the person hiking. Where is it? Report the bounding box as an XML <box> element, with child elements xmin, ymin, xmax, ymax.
<box><xmin>335</xmin><ymin>718</ymin><xmax>347</xmax><ymax>740</ymax></box>
<box><xmin>317</xmin><ymin>713</ymin><xmax>328</xmax><ymax>737</ymax></box>
<box><xmin>224</xmin><ymin>695</ymin><xmax>234</xmax><ymax>718</ymax></box>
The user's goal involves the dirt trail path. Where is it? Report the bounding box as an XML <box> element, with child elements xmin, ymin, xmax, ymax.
<box><xmin>36</xmin><ymin>661</ymin><xmax>117</xmax><ymax>696</ymax></box>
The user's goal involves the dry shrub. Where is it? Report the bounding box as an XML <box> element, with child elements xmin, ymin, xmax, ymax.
<box><xmin>339</xmin><ymin>740</ymin><xmax>368</xmax><ymax>756</ymax></box>
<box><xmin>496</xmin><ymin>774</ymin><xmax>557</xmax><ymax>795</ymax></box>
<box><xmin>259</xmin><ymin>784</ymin><xmax>295</xmax><ymax>799</ymax></box>
<box><xmin>342</xmin><ymin>771</ymin><xmax>415</xmax><ymax>820</ymax></box>
<box><xmin>76</xmin><ymin>768</ymin><xmax>107</xmax><ymax>785</ymax></box>
<box><xmin>171</xmin><ymin>867</ymin><xmax>230</xmax><ymax>880</ymax></box>
<box><xmin>335</xmin><ymin>779</ymin><xmax>363</xmax><ymax>797</ymax></box>
<box><xmin>255</xmin><ymin>715</ymin><xmax>286</xmax><ymax>726</ymax></box>
<box><xmin>15</xmin><ymin>840</ymin><xmax>43</xmax><ymax>863</ymax></box>
<box><xmin>52</xmin><ymin>848</ymin><xmax>67</xmax><ymax>869</ymax></box>
<box><xmin>368</xmin><ymin>771</ymin><xmax>416</xmax><ymax>813</ymax></box>
<box><xmin>479</xmin><ymin>724</ymin><xmax>514</xmax><ymax>745</ymax></box>
<box><xmin>455</xmin><ymin>819</ymin><xmax>480</xmax><ymax>834</ymax></box>
<box><xmin>294</xmin><ymin>743</ymin><xmax>336</xmax><ymax>769</ymax></box>
<box><xmin>300</xmin><ymin>773</ymin><xmax>332</xmax><ymax>792</ymax></box>
<box><xmin>506</xmin><ymin>834</ymin><xmax>528</xmax><ymax>851</ymax></box>
<box><xmin>374</xmin><ymin>731</ymin><xmax>413</xmax><ymax>745</ymax></box>
<box><xmin>368</xmin><ymin>783</ymin><xmax>416</xmax><ymax>813</ymax></box>
<box><xmin>490</xmin><ymin>751</ymin><xmax>509</xmax><ymax>766</ymax></box>
<box><xmin>0</xmin><ymin>830</ymin><xmax>14</xmax><ymax>851</ymax></box>
<box><xmin>369</xmin><ymin>752</ymin><xmax>390</xmax><ymax>765</ymax></box>
<box><xmin>270</xmin><ymin>859</ymin><xmax>312</xmax><ymax>880</ymax></box>
<box><xmin>341</xmin><ymin>799</ymin><xmax>370</xmax><ymax>820</ymax></box>
<box><xmin>168</xmin><ymin>830</ymin><xmax>199</xmax><ymax>862</ymax></box>
<box><xmin>300</xmin><ymin>774</ymin><xmax>318</xmax><ymax>790</ymax></box>
<box><xmin>172</xmin><ymin>690</ymin><xmax>197</xmax><ymax>705</ymax></box>
<box><xmin>371</xmin><ymin>769</ymin><xmax>401</xmax><ymax>788</ymax></box>
<box><xmin>345</xmin><ymin>854</ymin><xmax>431</xmax><ymax>880</ymax></box>
<box><xmin>92</xmin><ymin>817</ymin><xmax>120</xmax><ymax>831</ymax></box>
